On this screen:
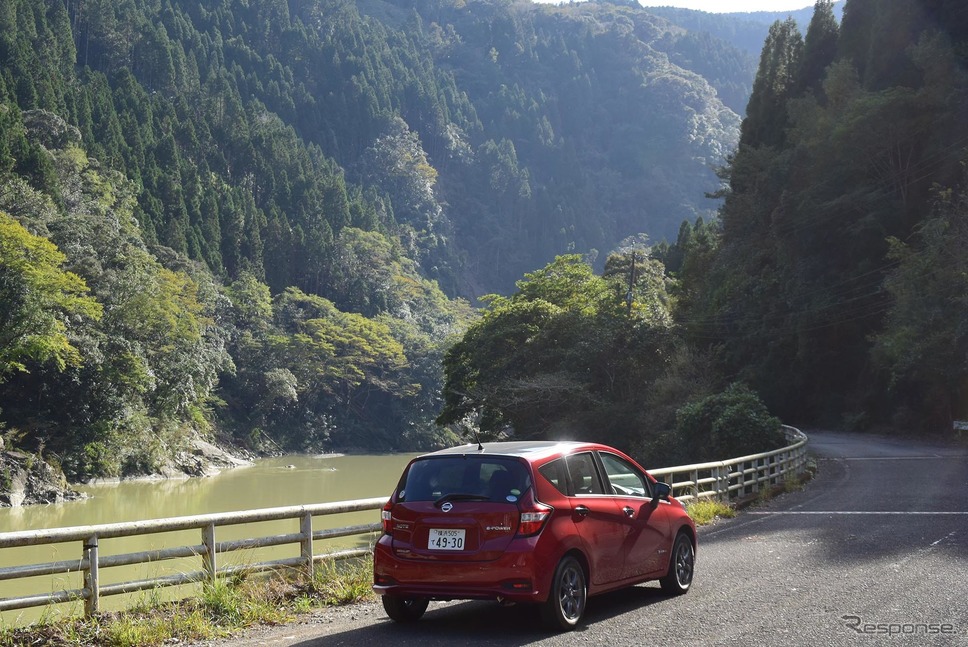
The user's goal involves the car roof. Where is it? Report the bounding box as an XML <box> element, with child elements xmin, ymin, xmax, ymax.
<box><xmin>419</xmin><ymin>440</ymin><xmax>605</xmax><ymax>462</ymax></box>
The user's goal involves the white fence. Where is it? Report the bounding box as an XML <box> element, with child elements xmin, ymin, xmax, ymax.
<box><xmin>0</xmin><ymin>497</ymin><xmax>386</xmax><ymax>617</ymax></box>
<box><xmin>0</xmin><ymin>426</ymin><xmax>808</xmax><ymax>618</ymax></box>
<box><xmin>651</xmin><ymin>425</ymin><xmax>809</xmax><ymax>502</ymax></box>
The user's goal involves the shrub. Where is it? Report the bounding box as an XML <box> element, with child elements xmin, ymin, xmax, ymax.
<box><xmin>675</xmin><ymin>383</ymin><xmax>785</xmax><ymax>462</ymax></box>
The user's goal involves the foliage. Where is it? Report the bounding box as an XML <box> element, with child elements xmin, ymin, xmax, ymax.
<box><xmin>0</xmin><ymin>0</ymin><xmax>758</xmax><ymax>474</ymax></box>
<box><xmin>675</xmin><ymin>383</ymin><xmax>785</xmax><ymax>463</ymax></box>
<box><xmin>308</xmin><ymin>557</ymin><xmax>376</xmax><ymax>606</ymax></box>
<box><xmin>680</xmin><ymin>0</ymin><xmax>968</xmax><ymax>433</ymax></box>
<box><xmin>0</xmin><ymin>131</ymin><xmax>238</xmax><ymax>478</ymax></box>
<box><xmin>438</xmin><ymin>254</ymin><xmax>677</xmax><ymax>452</ymax></box>
<box><xmin>0</xmin><ymin>211</ymin><xmax>102</xmax><ymax>379</ymax></box>
<box><xmin>873</xmin><ymin>178</ymin><xmax>968</xmax><ymax>431</ymax></box>
<box><xmin>686</xmin><ymin>499</ymin><xmax>736</xmax><ymax>526</ymax></box>
<box><xmin>1</xmin><ymin>0</ymin><xmax>965</xmax><ymax>479</ymax></box>
<box><xmin>742</xmin><ymin>18</ymin><xmax>803</xmax><ymax>149</ymax></box>
<box><xmin>646</xmin><ymin>3</ymin><xmax>844</xmax><ymax>58</ymax></box>
<box><xmin>1</xmin><ymin>0</ymin><xmax>748</xmax><ymax>300</ymax></box>
<box><xmin>218</xmin><ymin>247</ymin><xmax>472</xmax><ymax>453</ymax></box>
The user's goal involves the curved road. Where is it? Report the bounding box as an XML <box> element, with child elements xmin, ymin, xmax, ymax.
<box><xmin>205</xmin><ymin>430</ymin><xmax>968</xmax><ymax>646</ymax></box>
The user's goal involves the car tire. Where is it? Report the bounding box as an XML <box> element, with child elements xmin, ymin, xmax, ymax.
<box><xmin>541</xmin><ymin>555</ymin><xmax>586</xmax><ymax>630</ymax></box>
<box><xmin>660</xmin><ymin>531</ymin><xmax>694</xmax><ymax>595</ymax></box>
<box><xmin>382</xmin><ymin>595</ymin><xmax>429</xmax><ymax>622</ymax></box>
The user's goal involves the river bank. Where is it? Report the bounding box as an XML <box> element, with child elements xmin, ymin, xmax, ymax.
<box><xmin>0</xmin><ymin>440</ymin><xmax>85</xmax><ymax>507</ymax></box>
<box><xmin>0</xmin><ymin>433</ymin><xmax>254</xmax><ymax>508</ymax></box>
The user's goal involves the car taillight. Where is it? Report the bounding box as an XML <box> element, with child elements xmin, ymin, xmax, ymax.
<box><xmin>381</xmin><ymin>500</ymin><xmax>393</xmax><ymax>534</ymax></box>
<box><xmin>516</xmin><ymin>501</ymin><xmax>552</xmax><ymax>537</ymax></box>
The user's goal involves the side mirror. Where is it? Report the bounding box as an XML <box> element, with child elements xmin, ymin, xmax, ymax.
<box><xmin>653</xmin><ymin>481</ymin><xmax>672</xmax><ymax>501</ymax></box>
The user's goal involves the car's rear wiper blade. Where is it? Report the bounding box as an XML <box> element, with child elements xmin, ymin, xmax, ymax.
<box><xmin>434</xmin><ymin>493</ymin><xmax>490</xmax><ymax>507</ymax></box>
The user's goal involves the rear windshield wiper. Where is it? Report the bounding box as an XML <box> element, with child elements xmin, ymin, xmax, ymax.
<box><xmin>434</xmin><ymin>493</ymin><xmax>490</xmax><ymax>507</ymax></box>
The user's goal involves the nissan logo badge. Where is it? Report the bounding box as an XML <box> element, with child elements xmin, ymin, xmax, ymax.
<box><xmin>441</xmin><ymin>502</ymin><xmax>453</xmax><ymax>512</ymax></box>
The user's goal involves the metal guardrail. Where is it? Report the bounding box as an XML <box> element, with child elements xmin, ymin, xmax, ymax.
<box><xmin>0</xmin><ymin>426</ymin><xmax>808</xmax><ymax>618</ymax></box>
<box><xmin>649</xmin><ymin>425</ymin><xmax>809</xmax><ymax>503</ymax></box>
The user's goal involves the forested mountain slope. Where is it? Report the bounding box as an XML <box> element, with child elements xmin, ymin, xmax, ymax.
<box><xmin>647</xmin><ymin>1</ymin><xmax>845</xmax><ymax>56</ymax></box>
<box><xmin>435</xmin><ymin>0</ymin><xmax>968</xmax><ymax>461</ymax></box>
<box><xmin>0</xmin><ymin>0</ymin><xmax>750</xmax><ymax>479</ymax></box>
<box><xmin>375</xmin><ymin>0</ymin><xmax>744</xmax><ymax>293</ymax></box>
<box><xmin>6</xmin><ymin>0</ymin><xmax>963</xmax><ymax>487</ymax></box>
<box><xmin>676</xmin><ymin>0</ymin><xmax>968</xmax><ymax>433</ymax></box>
<box><xmin>5</xmin><ymin>0</ymin><xmax>750</xmax><ymax>299</ymax></box>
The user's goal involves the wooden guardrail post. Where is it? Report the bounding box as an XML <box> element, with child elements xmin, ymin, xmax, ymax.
<box><xmin>83</xmin><ymin>534</ymin><xmax>99</xmax><ymax>616</ymax></box>
<box><xmin>202</xmin><ymin>522</ymin><xmax>217</xmax><ymax>584</ymax></box>
<box><xmin>300</xmin><ymin>512</ymin><xmax>314</xmax><ymax>581</ymax></box>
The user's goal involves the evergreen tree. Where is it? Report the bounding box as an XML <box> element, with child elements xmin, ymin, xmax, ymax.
<box><xmin>797</xmin><ymin>0</ymin><xmax>839</xmax><ymax>97</ymax></box>
<box><xmin>741</xmin><ymin>19</ymin><xmax>803</xmax><ymax>149</ymax></box>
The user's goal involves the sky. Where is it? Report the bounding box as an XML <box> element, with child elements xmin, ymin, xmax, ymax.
<box><xmin>636</xmin><ymin>1</ymin><xmax>814</xmax><ymax>13</ymax></box>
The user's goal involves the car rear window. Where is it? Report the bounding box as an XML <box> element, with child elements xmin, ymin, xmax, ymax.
<box><xmin>399</xmin><ymin>456</ymin><xmax>531</xmax><ymax>503</ymax></box>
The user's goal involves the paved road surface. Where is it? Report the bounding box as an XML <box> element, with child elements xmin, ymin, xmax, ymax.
<box><xmin>203</xmin><ymin>430</ymin><xmax>968</xmax><ymax>646</ymax></box>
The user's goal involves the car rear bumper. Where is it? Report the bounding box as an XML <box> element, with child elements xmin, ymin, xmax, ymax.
<box><xmin>372</xmin><ymin>582</ymin><xmax>545</xmax><ymax>603</ymax></box>
<box><xmin>372</xmin><ymin>534</ymin><xmax>553</xmax><ymax>603</ymax></box>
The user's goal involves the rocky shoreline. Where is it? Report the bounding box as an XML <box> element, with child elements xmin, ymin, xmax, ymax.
<box><xmin>0</xmin><ymin>435</ymin><xmax>254</xmax><ymax>508</ymax></box>
<box><xmin>0</xmin><ymin>444</ymin><xmax>86</xmax><ymax>507</ymax></box>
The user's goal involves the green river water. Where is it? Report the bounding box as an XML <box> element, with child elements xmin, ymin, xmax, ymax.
<box><xmin>0</xmin><ymin>453</ymin><xmax>416</xmax><ymax>627</ymax></box>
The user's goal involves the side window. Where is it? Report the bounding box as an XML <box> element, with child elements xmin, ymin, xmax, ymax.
<box><xmin>599</xmin><ymin>453</ymin><xmax>651</xmax><ymax>498</ymax></box>
<box><xmin>538</xmin><ymin>459</ymin><xmax>566</xmax><ymax>495</ymax></box>
<box><xmin>565</xmin><ymin>452</ymin><xmax>605</xmax><ymax>495</ymax></box>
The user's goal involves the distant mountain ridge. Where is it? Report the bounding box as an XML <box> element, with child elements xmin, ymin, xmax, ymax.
<box><xmin>389</xmin><ymin>0</ymin><xmax>747</xmax><ymax>293</ymax></box>
<box><xmin>0</xmin><ymin>0</ymin><xmax>768</xmax><ymax>299</ymax></box>
<box><xmin>644</xmin><ymin>1</ymin><xmax>845</xmax><ymax>56</ymax></box>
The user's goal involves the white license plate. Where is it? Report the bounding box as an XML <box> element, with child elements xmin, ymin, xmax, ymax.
<box><xmin>428</xmin><ymin>528</ymin><xmax>466</xmax><ymax>550</ymax></box>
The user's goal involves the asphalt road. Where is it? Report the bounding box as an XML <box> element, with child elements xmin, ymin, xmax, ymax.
<box><xmin>205</xmin><ymin>430</ymin><xmax>968</xmax><ymax>647</ymax></box>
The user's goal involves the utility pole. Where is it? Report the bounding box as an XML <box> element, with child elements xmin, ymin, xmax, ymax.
<box><xmin>625</xmin><ymin>252</ymin><xmax>636</xmax><ymax>314</ymax></box>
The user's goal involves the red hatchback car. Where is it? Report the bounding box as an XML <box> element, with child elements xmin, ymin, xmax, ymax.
<box><xmin>373</xmin><ymin>441</ymin><xmax>696</xmax><ymax>630</ymax></box>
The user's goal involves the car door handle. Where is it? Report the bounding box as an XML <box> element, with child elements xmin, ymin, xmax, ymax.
<box><xmin>623</xmin><ymin>506</ymin><xmax>635</xmax><ymax>518</ymax></box>
<box><xmin>575</xmin><ymin>505</ymin><xmax>589</xmax><ymax>517</ymax></box>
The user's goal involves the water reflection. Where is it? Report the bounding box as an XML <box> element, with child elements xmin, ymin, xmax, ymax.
<box><xmin>0</xmin><ymin>453</ymin><xmax>415</xmax><ymax>627</ymax></box>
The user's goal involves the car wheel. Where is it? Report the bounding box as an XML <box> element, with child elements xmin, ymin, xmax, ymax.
<box><xmin>382</xmin><ymin>595</ymin><xmax>429</xmax><ymax>622</ymax></box>
<box><xmin>541</xmin><ymin>555</ymin><xmax>586</xmax><ymax>630</ymax></box>
<box><xmin>660</xmin><ymin>531</ymin><xmax>694</xmax><ymax>595</ymax></box>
